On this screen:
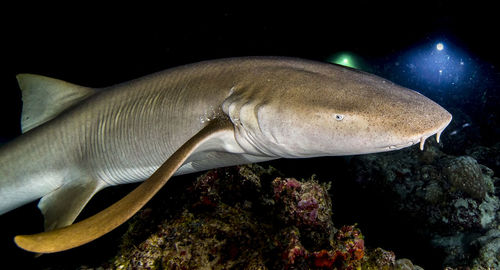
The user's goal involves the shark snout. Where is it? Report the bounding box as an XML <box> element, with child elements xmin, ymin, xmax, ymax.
<box><xmin>384</xmin><ymin>108</ymin><xmax>452</xmax><ymax>152</ymax></box>
<box><xmin>409</xmin><ymin>110</ymin><xmax>453</xmax><ymax>151</ymax></box>
<box><xmin>420</xmin><ymin>111</ymin><xmax>452</xmax><ymax>149</ymax></box>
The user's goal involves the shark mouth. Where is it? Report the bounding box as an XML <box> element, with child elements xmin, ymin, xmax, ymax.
<box><xmin>376</xmin><ymin>113</ymin><xmax>452</xmax><ymax>153</ymax></box>
<box><xmin>387</xmin><ymin>125</ymin><xmax>448</xmax><ymax>152</ymax></box>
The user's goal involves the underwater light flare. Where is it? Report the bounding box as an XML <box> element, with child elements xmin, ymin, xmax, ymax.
<box><xmin>396</xmin><ymin>39</ymin><xmax>475</xmax><ymax>90</ymax></box>
<box><xmin>436</xmin><ymin>42</ymin><xmax>444</xmax><ymax>51</ymax></box>
<box><xmin>327</xmin><ymin>52</ymin><xmax>359</xmax><ymax>69</ymax></box>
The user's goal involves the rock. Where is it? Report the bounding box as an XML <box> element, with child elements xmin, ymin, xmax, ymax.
<box><xmin>442</xmin><ymin>156</ymin><xmax>491</xmax><ymax>200</ymax></box>
<box><xmin>471</xmin><ymin>229</ymin><xmax>500</xmax><ymax>268</ymax></box>
<box><xmin>395</xmin><ymin>258</ymin><xmax>424</xmax><ymax>270</ymax></box>
<box><xmin>466</xmin><ymin>143</ymin><xmax>500</xmax><ymax>174</ymax></box>
<box><xmin>346</xmin><ymin>142</ymin><xmax>500</xmax><ymax>268</ymax></box>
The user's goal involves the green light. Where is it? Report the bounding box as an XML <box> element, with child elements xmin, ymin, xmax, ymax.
<box><xmin>327</xmin><ymin>52</ymin><xmax>359</xmax><ymax>69</ymax></box>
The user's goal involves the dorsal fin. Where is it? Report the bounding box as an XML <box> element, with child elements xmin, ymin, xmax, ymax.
<box><xmin>16</xmin><ymin>74</ymin><xmax>95</xmax><ymax>133</ymax></box>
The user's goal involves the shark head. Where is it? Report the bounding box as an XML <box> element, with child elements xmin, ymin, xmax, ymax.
<box><xmin>223</xmin><ymin>59</ymin><xmax>452</xmax><ymax>158</ymax></box>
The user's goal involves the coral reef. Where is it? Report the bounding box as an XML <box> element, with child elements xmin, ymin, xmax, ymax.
<box><xmin>347</xmin><ymin>139</ymin><xmax>500</xmax><ymax>269</ymax></box>
<box><xmin>110</xmin><ymin>164</ymin><xmax>421</xmax><ymax>269</ymax></box>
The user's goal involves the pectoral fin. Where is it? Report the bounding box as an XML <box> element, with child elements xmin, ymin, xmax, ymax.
<box><xmin>38</xmin><ymin>177</ymin><xmax>104</xmax><ymax>232</ymax></box>
<box><xmin>15</xmin><ymin>119</ymin><xmax>233</xmax><ymax>253</ymax></box>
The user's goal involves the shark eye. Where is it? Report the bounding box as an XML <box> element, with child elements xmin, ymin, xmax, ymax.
<box><xmin>334</xmin><ymin>114</ymin><xmax>344</xmax><ymax>121</ymax></box>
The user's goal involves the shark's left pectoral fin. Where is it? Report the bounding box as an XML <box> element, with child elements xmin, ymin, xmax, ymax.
<box><xmin>38</xmin><ymin>177</ymin><xmax>104</xmax><ymax>232</ymax></box>
<box><xmin>14</xmin><ymin>118</ymin><xmax>234</xmax><ymax>253</ymax></box>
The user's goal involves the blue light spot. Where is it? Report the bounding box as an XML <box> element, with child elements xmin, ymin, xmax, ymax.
<box><xmin>387</xmin><ymin>39</ymin><xmax>477</xmax><ymax>93</ymax></box>
<box><xmin>436</xmin><ymin>42</ymin><xmax>444</xmax><ymax>51</ymax></box>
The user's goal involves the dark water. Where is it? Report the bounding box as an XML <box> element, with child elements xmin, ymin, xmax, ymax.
<box><xmin>1</xmin><ymin>3</ymin><xmax>498</xmax><ymax>269</ymax></box>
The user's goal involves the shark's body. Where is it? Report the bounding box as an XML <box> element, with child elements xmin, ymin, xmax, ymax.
<box><xmin>0</xmin><ymin>57</ymin><xmax>452</xmax><ymax>252</ymax></box>
<box><xmin>1</xmin><ymin>58</ymin><xmax>262</xmax><ymax>215</ymax></box>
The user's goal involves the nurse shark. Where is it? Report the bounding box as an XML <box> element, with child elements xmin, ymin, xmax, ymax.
<box><xmin>0</xmin><ymin>57</ymin><xmax>452</xmax><ymax>252</ymax></box>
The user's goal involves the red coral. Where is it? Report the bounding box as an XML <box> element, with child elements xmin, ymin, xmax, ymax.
<box><xmin>351</xmin><ymin>239</ymin><xmax>365</xmax><ymax>260</ymax></box>
<box><xmin>329</xmin><ymin>225</ymin><xmax>365</xmax><ymax>266</ymax></box>
<box><xmin>200</xmin><ymin>196</ymin><xmax>217</xmax><ymax>207</ymax></box>
<box><xmin>312</xmin><ymin>250</ymin><xmax>335</xmax><ymax>268</ymax></box>
<box><xmin>308</xmin><ymin>237</ymin><xmax>364</xmax><ymax>269</ymax></box>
